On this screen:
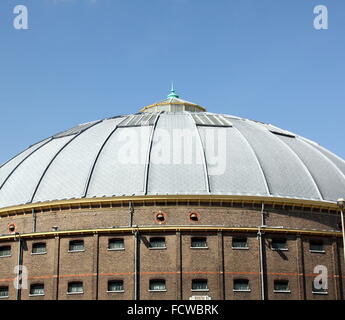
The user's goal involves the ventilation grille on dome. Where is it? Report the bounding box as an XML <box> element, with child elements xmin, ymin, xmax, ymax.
<box><xmin>118</xmin><ymin>113</ymin><xmax>158</xmax><ymax>127</ymax></box>
<box><xmin>52</xmin><ymin>121</ymin><xmax>100</xmax><ymax>138</ymax></box>
<box><xmin>191</xmin><ymin>114</ymin><xmax>232</xmax><ymax>127</ymax></box>
<box><xmin>263</xmin><ymin>124</ymin><xmax>295</xmax><ymax>138</ymax></box>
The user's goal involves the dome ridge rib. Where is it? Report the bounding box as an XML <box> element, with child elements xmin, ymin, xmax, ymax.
<box><xmin>83</xmin><ymin>116</ymin><xmax>129</xmax><ymax>198</ymax></box>
<box><xmin>30</xmin><ymin>120</ymin><xmax>103</xmax><ymax>204</ymax></box>
<box><xmin>0</xmin><ymin>137</ymin><xmax>48</xmax><ymax>170</ymax></box>
<box><xmin>298</xmin><ymin>138</ymin><xmax>345</xmax><ymax>184</ymax></box>
<box><xmin>231</xmin><ymin>125</ymin><xmax>271</xmax><ymax>195</ymax></box>
<box><xmin>0</xmin><ymin>138</ymin><xmax>52</xmax><ymax>191</ymax></box>
<box><xmin>301</xmin><ymin>137</ymin><xmax>345</xmax><ymax>175</ymax></box>
<box><xmin>144</xmin><ymin>111</ymin><xmax>162</xmax><ymax>195</ymax></box>
<box><xmin>266</xmin><ymin>130</ymin><xmax>324</xmax><ymax>201</ymax></box>
<box><xmin>187</xmin><ymin>112</ymin><xmax>211</xmax><ymax>194</ymax></box>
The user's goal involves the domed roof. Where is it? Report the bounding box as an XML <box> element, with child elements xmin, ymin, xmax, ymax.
<box><xmin>1</xmin><ymin>93</ymin><xmax>345</xmax><ymax>209</ymax></box>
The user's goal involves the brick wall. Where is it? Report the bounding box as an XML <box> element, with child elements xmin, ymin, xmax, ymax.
<box><xmin>0</xmin><ymin>204</ymin><xmax>342</xmax><ymax>300</ymax></box>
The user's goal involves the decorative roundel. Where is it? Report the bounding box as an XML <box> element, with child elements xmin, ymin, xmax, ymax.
<box><xmin>8</xmin><ymin>223</ymin><xmax>16</xmax><ymax>234</ymax></box>
<box><xmin>154</xmin><ymin>211</ymin><xmax>167</xmax><ymax>224</ymax></box>
<box><xmin>189</xmin><ymin>211</ymin><xmax>200</xmax><ymax>222</ymax></box>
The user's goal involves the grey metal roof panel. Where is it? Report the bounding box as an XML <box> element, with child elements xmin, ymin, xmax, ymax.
<box><xmin>53</xmin><ymin>120</ymin><xmax>99</xmax><ymax>138</ymax></box>
<box><xmin>0</xmin><ymin>136</ymin><xmax>74</xmax><ymax>208</ymax></box>
<box><xmin>147</xmin><ymin>113</ymin><xmax>208</xmax><ymax>194</ymax></box>
<box><xmin>301</xmin><ymin>137</ymin><xmax>345</xmax><ymax>176</ymax></box>
<box><xmin>86</xmin><ymin>125</ymin><xmax>153</xmax><ymax>197</ymax></box>
<box><xmin>32</xmin><ymin>118</ymin><xmax>124</xmax><ymax>203</ymax></box>
<box><xmin>0</xmin><ymin>138</ymin><xmax>50</xmax><ymax>189</ymax></box>
<box><xmin>279</xmin><ymin>136</ymin><xmax>345</xmax><ymax>202</ymax></box>
<box><xmin>198</xmin><ymin>126</ymin><xmax>269</xmax><ymax>195</ymax></box>
<box><xmin>231</xmin><ymin>119</ymin><xmax>322</xmax><ymax>200</ymax></box>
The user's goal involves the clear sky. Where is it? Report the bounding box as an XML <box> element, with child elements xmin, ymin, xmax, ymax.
<box><xmin>0</xmin><ymin>0</ymin><xmax>344</xmax><ymax>164</ymax></box>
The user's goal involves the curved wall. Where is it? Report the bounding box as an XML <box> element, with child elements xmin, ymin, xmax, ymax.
<box><xmin>0</xmin><ymin>200</ymin><xmax>343</xmax><ymax>300</ymax></box>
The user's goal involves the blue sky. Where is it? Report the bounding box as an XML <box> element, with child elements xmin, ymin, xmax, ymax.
<box><xmin>0</xmin><ymin>0</ymin><xmax>344</xmax><ymax>164</ymax></box>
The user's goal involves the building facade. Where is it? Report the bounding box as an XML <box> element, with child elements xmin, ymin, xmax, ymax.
<box><xmin>0</xmin><ymin>89</ymin><xmax>344</xmax><ymax>300</ymax></box>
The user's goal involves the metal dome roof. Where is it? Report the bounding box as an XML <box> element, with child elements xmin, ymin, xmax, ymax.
<box><xmin>1</xmin><ymin>108</ymin><xmax>345</xmax><ymax>210</ymax></box>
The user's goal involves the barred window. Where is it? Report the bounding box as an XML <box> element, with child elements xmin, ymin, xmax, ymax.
<box><xmin>0</xmin><ymin>246</ymin><xmax>11</xmax><ymax>257</ymax></box>
<box><xmin>274</xmin><ymin>280</ymin><xmax>290</xmax><ymax>292</ymax></box>
<box><xmin>232</xmin><ymin>238</ymin><xmax>248</xmax><ymax>249</ymax></box>
<box><xmin>149</xmin><ymin>279</ymin><xmax>166</xmax><ymax>291</ymax></box>
<box><xmin>233</xmin><ymin>279</ymin><xmax>250</xmax><ymax>292</ymax></box>
<box><xmin>192</xmin><ymin>279</ymin><xmax>208</xmax><ymax>291</ymax></box>
<box><xmin>149</xmin><ymin>237</ymin><xmax>166</xmax><ymax>249</ymax></box>
<box><xmin>67</xmin><ymin>282</ymin><xmax>83</xmax><ymax>294</ymax></box>
<box><xmin>271</xmin><ymin>239</ymin><xmax>288</xmax><ymax>250</ymax></box>
<box><xmin>69</xmin><ymin>240</ymin><xmax>84</xmax><ymax>252</ymax></box>
<box><xmin>108</xmin><ymin>238</ymin><xmax>124</xmax><ymax>250</ymax></box>
<box><xmin>108</xmin><ymin>280</ymin><xmax>124</xmax><ymax>292</ymax></box>
<box><xmin>0</xmin><ymin>286</ymin><xmax>8</xmax><ymax>298</ymax></box>
<box><xmin>191</xmin><ymin>237</ymin><xmax>208</xmax><ymax>248</ymax></box>
<box><xmin>312</xmin><ymin>281</ymin><xmax>328</xmax><ymax>294</ymax></box>
<box><xmin>30</xmin><ymin>284</ymin><xmax>44</xmax><ymax>296</ymax></box>
<box><xmin>32</xmin><ymin>243</ymin><xmax>46</xmax><ymax>254</ymax></box>
<box><xmin>310</xmin><ymin>240</ymin><xmax>324</xmax><ymax>253</ymax></box>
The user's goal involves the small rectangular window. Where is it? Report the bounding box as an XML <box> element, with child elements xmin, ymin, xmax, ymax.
<box><xmin>108</xmin><ymin>280</ymin><xmax>124</xmax><ymax>292</ymax></box>
<box><xmin>232</xmin><ymin>238</ymin><xmax>248</xmax><ymax>249</ymax></box>
<box><xmin>192</xmin><ymin>279</ymin><xmax>208</xmax><ymax>291</ymax></box>
<box><xmin>149</xmin><ymin>237</ymin><xmax>166</xmax><ymax>249</ymax></box>
<box><xmin>191</xmin><ymin>237</ymin><xmax>208</xmax><ymax>248</ymax></box>
<box><xmin>30</xmin><ymin>284</ymin><xmax>44</xmax><ymax>296</ymax></box>
<box><xmin>274</xmin><ymin>280</ymin><xmax>290</xmax><ymax>293</ymax></box>
<box><xmin>149</xmin><ymin>279</ymin><xmax>166</xmax><ymax>291</ymax></box>
<box><xmin>0</xmin><ymin>246</ymin><xmax>11</xmax><ymax>257</ymax></box>
<box><xmin>271</xmin><ymin>239</ymin><xmax>288</xmax><ymax>251</ymax></box>
<box><xmin>67</xmin><ymin>282</ymin><xmax>83</xmax><ymax>294</ymax></box>
<box><xmin>310</xmin><ymin>240</ymin><xmax>324</xmax><ymax>253</ymax></box>
<box><xmin>312</xmin><ymin>282</ymin><xmax>328</xmax><ymax>294</ymax></box>
<box><xmin>32</xmin><ymin>243</ymin><xmax>46</xmax><ymax>254</ymax></box>
<box><xmin>108</xmin><ymin>238</ymin><xmax>124</xmax><ymax>250</ymax></box>
<box><xmin>69</xmin><ymin>240</ymin><xmax>84</xmax><ymax>252</ymax></box>
<box><xmin>0</xmin><ymin>286</ymin><xmax>9</xmax><ymax>298</ymax></box>
<box><xmin>233</xmin><ymin>279</ymin><xmax>250</xmax><ymax>292</ymax></box>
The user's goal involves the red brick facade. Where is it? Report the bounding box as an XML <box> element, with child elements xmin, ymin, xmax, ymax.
<box><xmin>0</xmin><ymin>201</ymin><xmax>343</xmax><ymax>300</ymax></box>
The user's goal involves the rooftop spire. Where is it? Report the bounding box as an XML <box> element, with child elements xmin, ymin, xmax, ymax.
<box><xmin>167</xmin><ymin>83</ymin><xmax>179</xmax><ymax>99</ymax></box>
<box><xmin>139</xmin><ymin>86</ymin><xmax>206</xmax><ymax>113</ymax></box>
